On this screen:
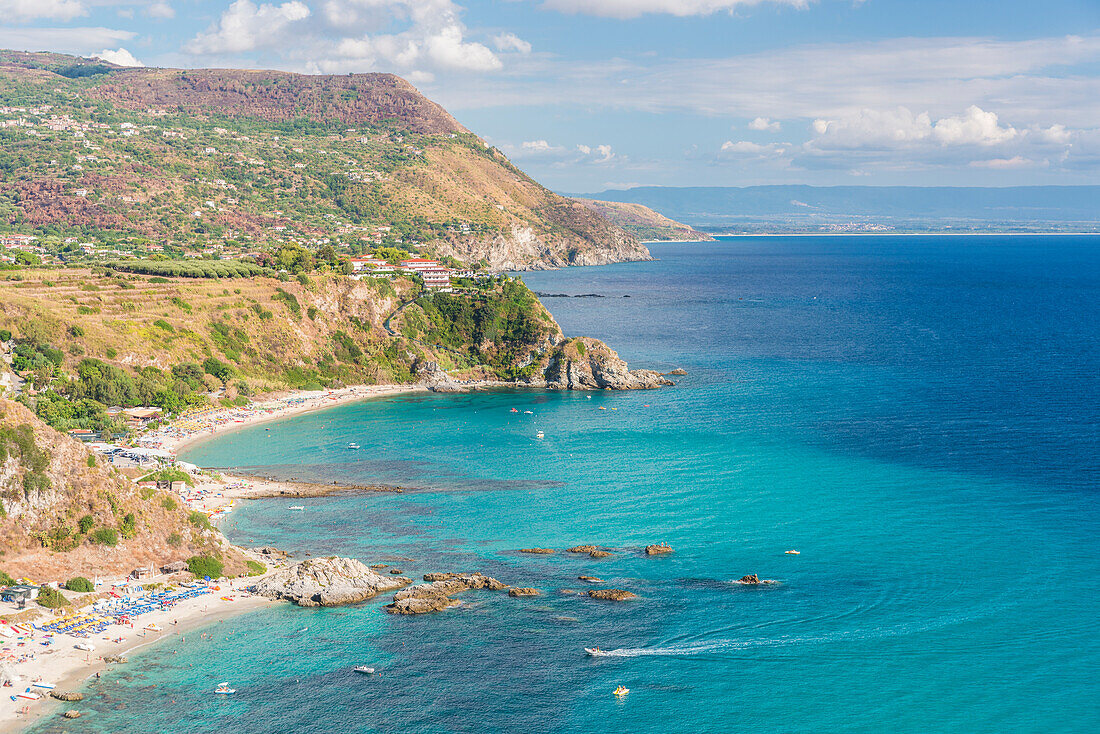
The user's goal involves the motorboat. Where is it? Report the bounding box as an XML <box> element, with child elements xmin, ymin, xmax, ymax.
<box><xmin>347</xmin><ymin>443</ymin><xmax>360</xmax><ymax>450</ymax></box>
<box><xmin>584</xmin><ymin>647</ymin><xmax>610</xmax><ymax>656</ymax></box>
<box><xmin>353</xmin><ymin>666</ymin><xmax>375</xmax><ymax>674</ymax></box>
<box><xmin>613</xmin><ymin>686</ymin><xmax>629</xmax><ymax>697</ymax></box>
<box><xmin>785</xmin><ymin>550</ymin><xmax>800</xmax><ymax>555</ymax></box>
<box><xmin>510</xmin><ymin>408</ymin><xmax>519</xmax><ymax>413</ymax></box>
<box><xmin>536</xmin><ymin>430</ymin><xmax>544</xmax><ymax>439</ymax></box>
<box><xmin>288</xmin><ymin>506</ymin><xmax>305</xmax><ymax>511</ymax></box>
<box><xmin>214</xmin><ymin>682</ymin><xmax>235</xmax><ymax>694</ymax></box>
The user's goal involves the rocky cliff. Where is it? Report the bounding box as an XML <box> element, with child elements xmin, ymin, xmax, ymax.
<box><xmin>531</xmin><ymin>337</ymin><xmax>673</xmax><ymax>390</ymax></box>
<box><xmin>0</xmin><ymin>399</ymin><xmax>249</xmax><ymax>579</ymax></box>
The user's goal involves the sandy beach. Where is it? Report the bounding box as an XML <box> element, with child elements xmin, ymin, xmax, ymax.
<box><xmin>140</xmin><ymin>383</ymin><xmax>428</xmax><ymax>456</ymax></box>
<box><xmin>0</xmin><ymin>577</ymin><xmax>274</xmax><ymax>730</ymax></box>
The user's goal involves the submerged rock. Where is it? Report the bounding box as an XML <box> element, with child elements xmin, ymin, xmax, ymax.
<box><xmin>645</xmin><ymin>543</ymin><xmax>673</xmax><ymax>556</ymax></box>
<box><xmin>250</xmin><ymin>557</ymin><xmax>410</xmax><ymax>607</ymax></box>
<box><xmin>588</xmin><ymin>589</ymin><xmax>638</xmax><ymax>601</ymax></box>
<box><xmin>103</xmin><ymin>655</ymin><xmax>127</xmax><ymax>664</ymax></box>
<box><xmin>508</xmin><ymin>588</ymin><xmax>541</xmax><ymax>597</ymax></box>
<box><xmin>667</xmin><ymin>368</ymin><xmax>688</xmax><ymax>376</ymax></box>
<box><xmin>567</xmin><ymin>545</ymin><xmax>599</xmax><ymax>553</ymax></box>
<box><xmin>385</xmin><ymin>572</ymin><xmax>508</xmax><ymax>615</ymax></box>
<box><xmin>519</xmin><ymin>548</ymin><xmax>555</xmax><ymax>554</ymax></box>
<box><xmin>589</xmin><ymin>550</ymin><xmax>613</xmax><ymax>559</ymax></box>
<box><xmin>63</xmin><ymin>710</ymin><xmax>81</xmax><ymax>719</ymax></box>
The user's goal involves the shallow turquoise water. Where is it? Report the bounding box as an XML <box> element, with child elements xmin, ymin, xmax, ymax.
<box><xmin>37</xmin><ymin>236</ymin><xmax>1100</xmax><ymax>733</ymax></box>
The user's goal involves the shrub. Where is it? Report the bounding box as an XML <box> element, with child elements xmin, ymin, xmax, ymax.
<box><xmin>0</xmin><ymin>329</ymin><xmax>11</xmax><ymax>342</ymax></box>
<box><xmin>65</xmin><ymin>577</ymin><xmax>94</xmax><ymax>592</ymax></box>
<box><xmin>161</xmin><ymin>496</ymin><xmax>178</xmax><ymax>511</ymax></box>
<box><xmin>187</xmin><ymin>555</ymin><xmax>224</xmax><ymax>579</ymax></box>
<box><xmin>69</xmin><ymin>325</ymin><xmax>85</xmax><ymax>337</ymax></box>
<box><xmin>188</xmin><ymin>511</ymin><xmax>212</xmax><ymax>530</ymax></box>
<box><xmin>245</xmin><ymin>559</ymin><xmax>266</xmax><ymax>577</ymax></box>
<box><xmin>36</xmin><ymin>587</ymin><xmax>69</xmax><ymax>608</ymax></box>
<box><xmin>140</xmin><ymin>486</ymin><xmax>155</xmax><ymax>500</ymax></box>
<box><xmin>166</xmin><ymin>531</ymin><xmax>182</xmax><ymax>548</ymax></box>
<box><xmin>153</xmin><ymin>319</ymin><xmax>175</xmax><ymax>332</ymax></box>
<box><xmin>306</xmin><ymin>306</ymin><xmax>318</xmax><ymax>320</ymax></box>
<box><xmin>0</xmin><ymin>570</ymin><xmax>15</xmax><ymax>586</ymax></box>
<box><xmin>120</xmin><ymin>513</ymin><xmax>137</xmax><ymax>539</ymax></box>
<box><xmin>89</xmin><ymin>527</ymin><xmax>119</xmax><ymax>546</ymax></box>
<box><xmin>77</xmin><ymin>514</ymin><xmax>95</xmax><ymax>534</ymax></box>
<box><xmin>86</xmin><ymin>455</ymin><xmax>96</xmax><ymax>467</ymax></box>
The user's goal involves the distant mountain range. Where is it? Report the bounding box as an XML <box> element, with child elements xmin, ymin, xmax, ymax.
<box><xmin>571</xmin><ymin>186</ymin><xmax>1100</xmax><ymax>234</ymax></box>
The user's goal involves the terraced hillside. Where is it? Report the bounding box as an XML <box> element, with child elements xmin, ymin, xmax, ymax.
<box><xmin>0</xmin><ymin>50</ymin><xmax>649</xmax><ymax>270</ymax></box>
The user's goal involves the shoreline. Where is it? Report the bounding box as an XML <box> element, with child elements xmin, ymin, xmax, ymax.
<box><xmin>143</xmin><ymin>383</ymin><xmax>429</xmax><ymax>457</ymax></box>
<box><xmin>1</xmin><ymin>579</ymin><xmax>274</xmax><ymax>731</ymax></box>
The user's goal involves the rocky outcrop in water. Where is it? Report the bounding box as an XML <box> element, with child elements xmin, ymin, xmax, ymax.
<box><xmin>519</xmin><ymin>548</ymin><xmax>555</xmax><ymax>554</ymax></box>
<box><xmin>589</xmin><ymin>550</ymin><xmax>613</xmax><ymax>558</ymax></box>
<box><xmin>535</xmin><ymin>339</ymin><xmax>672</xmax><ymax>391</ymax></box>
<box><xmin>63</xmin><ymin>710</ymin><xmax>81</xmax><ymax>719</ymax></box>
<box><xmin>384</xmin><ymin>572</ymin><xmax>508</xmax><ymax>614</ymax></box>
<box><xmin>508</xmin><ymin>588</ymin><xmax>541</xmax><ymax>597</ymax></box>
<box><xmin>250</xmin><ymin>557</ymin><xmax>410</xmax><ymax>607</ymax></box>
<box><xmin>50</xmin><ymin>691</ymin><xmax>83</xmax><ymax>702</ymax></box>
<box><xmin>103</xmin><ymin>655</ymin><xmax>127</xmax><ymax>664</ymax></box>
<box><xmin>645</xmin><ymin>543</ymin><xmax>673</xmax><ymax>556</ymax></box>
<box><xmin>733</xmin><ymin>574</ymin><xmax>776</xmax><ymax>585</ymax></box>
<box><xmin>588</xmin><ymin>589</ymin><xmax>638</xmax><ymax>601</ymax></box>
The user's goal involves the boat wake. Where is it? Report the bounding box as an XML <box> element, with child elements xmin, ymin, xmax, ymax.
<box><xmin>587</xmin><ymin>609</ymin><xmax>997</xmax><ymax>659</ymax></box>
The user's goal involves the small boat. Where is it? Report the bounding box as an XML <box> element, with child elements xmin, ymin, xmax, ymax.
<box><xmin>510</xmin><ymin>408</ymin><xmax>519</xmax><ymax>413</ymax></box>
<box><xmin>347</xmin><ymin>443</ymin><xmax>360</xmax><ymax>450</ymax></box>
<box><xmin>523</xmin><ymin>410</ymin><xmax>533</xmax><ymax>414</ymax></box>
<box><xmin>214</xmin><ymin>682</ymin><xmax>235</xmax><ymax>694</ymax></box>
<box><xmin>15</xmin><ymin>689</ymin><xmax>41</xmax><ymax>700</ymax></box>
<box><xmin>598</xmin><ymin>406</ymin><xmax>607</xmax><ymax>411</ymax></box>
<box><xmin>288</xmin><ymin>506</ymin><xmax>305</xmax><ymax>511</ymax></box>
<box><xmin>145</xmin><ymin>623</ymin><xmax>162</xmax><ymax>632</ymax></box>
<box><xmin>785</xmin><ymin>550</ymin><xmax>800</xmax><ymax>555</ymax></box>
<box><xmin>584</xmin><ymin>647</ymin><xmax>609</xmax><ymax>656</ymax></box>
<box><xmin>536</xmin><ymin>430</ymin><xmax>544</xmax><ymax>439</ymax></box>
<box><xmin>31</xmin><ymin>681</ymin><xmax>55</xmax><ymax>690</ymax></box>
<box><xmin>75</xmin><ymin>642</ymin><xmax>94</xmax><ymax>652</ymax></box>
<box><xmin>353</xmin><ymin>666</ymin><xmax>375</xmax><ymax>674</ymax></box>
<box><xmin>613</xmin><ymin>686</ymin><xmax>629</xmax><ymax>697</ymax></box>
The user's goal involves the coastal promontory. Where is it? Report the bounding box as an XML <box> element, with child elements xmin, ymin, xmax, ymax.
<box><xmin>250</xmin><ymin>557</ymin><xmax>411</xmax><ymax>607</ymax></box>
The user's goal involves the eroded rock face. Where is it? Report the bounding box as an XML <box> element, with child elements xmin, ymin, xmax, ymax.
<box><xmin>645</xmin><ymin>543</ymin><xmax>673</xmax><ymax>555</ymax></box>
<box><xmin>50</xmin><ymin>691</ymin><xmax>84</xmax><ymax>702</ymax></box>
<box><xmin>250</xmin><ymin>557</ymin><xmax>410</xmax><ymax>607</ymax></box>
<box><xmin>384</xmin><ymin>572</ymin><xmax>507</xmax><ymax>615</ymax></box>
<box><xmin>588</xmin><ymin>589</ymin><xmax>638</xmax><ymax>601</ymax></box>
<box><xmin>508</xmin><ymin>588</ymin><xmax>541</xmax><ymax>597</ymax></box>
<box><xmin>534</xmin><ymin>338</ymin><xmax>673</xmax><ymax>391</ymax></box>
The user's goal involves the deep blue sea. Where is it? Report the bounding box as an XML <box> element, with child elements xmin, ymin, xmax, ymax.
<box><xmin>36</xmin><ymin>236</ymin><xmax>1100</xmax><ymax>733</ymax></box>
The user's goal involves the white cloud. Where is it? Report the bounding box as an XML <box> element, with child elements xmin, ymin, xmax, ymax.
<box><xmin>809</xmin><ymin>106</ymin><xmax>1019</xmax><ymax>150</ymax></box>
<box><xmin>145</xmin><ymin>1</ymin><xmax>175</xmax><ymax>19</ymax></box>
<box><xmin>522</xmin><ymin>139</ymin><xmax>562</xmax><ymax>152</ymax></box>
<box><xmin>748</xmin><ymin>116</ymin><xmax>780</xmax><ymax>131</ymax></box>
<box><xmin>185</xmin><ymin>0</ymin><xmax>311</xmax><ymax>55</ymax></box>
<box><xmin>969</xmin><ymin>156</ymin><xmax>1040</xmax><ymax>169</ymax></box>
<box><xmin>539</xmin><ymin>0</ymin><xmax>808</xmax><ymax>19</ymax></box>
<box><xmin>720</xmin><ymin>140</ymin><xmax>789</xmax><ymax>156</ymax></box>
<box><xmin>494</xmin><ymin>33</ymin><xmax>531</xmax><ymax>55</ymax></box>
<box><xmin>0</xmin><ymin>0</ymin><xmax>87</xmax><ymax>22</ymax></box>
<box><xmin>0</xmin><ymin>26</ymin><xmax>136</xmax><ymax>55</ymax></box>
<box><xmin>94</xmin><ymin>47</ymin><xmax>144</xmax><ymax>67</ymax></box>
<box><xmin>577</xmin><ymin>143</ymin><xmax>615</xmax><ymax>163</ymax></box>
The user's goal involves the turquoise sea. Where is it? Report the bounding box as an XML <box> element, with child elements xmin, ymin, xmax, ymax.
<box><xmin>35</xmin><ymin>236</ymin><xmax>1100</xmax><ymax>733</ymax></box>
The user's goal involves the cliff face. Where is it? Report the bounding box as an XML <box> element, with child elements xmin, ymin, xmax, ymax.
<box><xmin>531</xmin><ymin>337</ymin><xmax>672</xmax><ymax>390</ymax></box>
<box><xmin>0</xmin><ymin>399</ymin><xmax>248</xmax><ymax>580</ymax></box>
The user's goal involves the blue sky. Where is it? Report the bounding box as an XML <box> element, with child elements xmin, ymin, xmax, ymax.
<box><xmin>2</xmin><ymin>0</ymin><xmax>1099</xmax><ymax>191</ymax></box>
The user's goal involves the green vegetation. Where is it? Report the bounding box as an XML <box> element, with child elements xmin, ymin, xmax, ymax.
<box><xmin>140</xmin><ymin>466</ymin><xmax>194</xmax><ymax>487</ymax></box>
<box><xmin>89</xmin><ymin>527</ymin><xmax>119</xmax><ymax>546</ymax></box>
<box><xmin>188</xmin><ymin>510</ymin><xmax>212</xmax><ymax>531</ymax></box>
<box><xmin>0</xmin><ymin>570</ymin><xmax>16</xmax><ymax>586</ymax></box>
<box><xmin>78</xmin><ymin>514</ymin><xmax>94</xmax><ymax>533</ymax></box>
<box><xmin>245</xmin><ymin>559</ymin><xmax>266</xmax><ymax>576</ymax></box>
<box><xmin>107</xmin><ymin>260</ymin><xmax>276</xmax><ymax>279</ymax></box>
<box><xmin>166</xmin><ymin>531</ymin><xmax>182</xmax><ymax>547</ymax></box>
<box><xmin>161</xmin><ymin>496</ymin><xmax>178</xmax><ymax>511</ymax></box>
<box><xmin>187</xmin><ymin>555</ymin><xmax>224</xmax><ymax>579</ymax></box>
<box><xmin>65</xmin><ymin>576</ymin><xmax>94</xmax><ymax>592</ymax></box>
<box><xmin>35</xmin><ymin>587</ymin><xmax>69</xmax><ymax>608</ymax></box>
